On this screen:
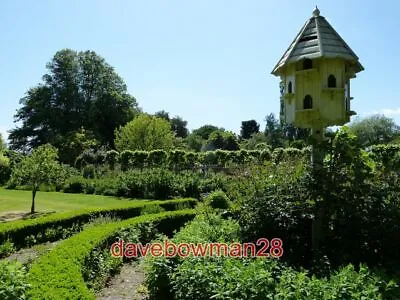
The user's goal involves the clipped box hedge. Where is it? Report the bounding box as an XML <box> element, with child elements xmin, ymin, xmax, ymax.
<box><xmin>0</xmin><ymin>198</ymin><xmax>196</xmax><ymax>250</ymax></box>
<box><xmin>27</xmin><ymin>209</ymin><xmax>196</xmax><ymax>300</ymax></box>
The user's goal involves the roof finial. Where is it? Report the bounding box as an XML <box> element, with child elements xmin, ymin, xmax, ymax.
<box><xmin>312</xmin><ymin>6</ymin><xmax>320</xmax><ymax>17</ymax></box>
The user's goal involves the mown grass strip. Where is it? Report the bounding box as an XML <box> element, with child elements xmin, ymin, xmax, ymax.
<box><xmin>0</xmin><ymin>198</ymin><xmax>196</xmax><ymax>249</ymax></box>
<box><xmin>27</xmin><ymin>209</ymin><xmax>196</xmax><ymax>300</ymax></box>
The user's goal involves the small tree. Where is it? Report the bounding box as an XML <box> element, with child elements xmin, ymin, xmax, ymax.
<box><xmin>11</xmin><ymin>144</ymin><xmax>62</xmax><ymax>213</ymax></box>
<box><xmin>348</xmin><ymin>114</ymin><xmax>400</xmax><ymax>146</ymax></box>
<box><xmin>114</xmin><ymin>114</ymin><xmax>175</xmax><ymax>152</ymax></box>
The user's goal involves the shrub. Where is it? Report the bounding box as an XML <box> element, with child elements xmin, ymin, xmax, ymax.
<box><xmin>105</xmin><ymin>150</ymin><xmax>119</xmax><ymax>169</ymax></box>
<box><xmin>259</xmin><ymin>149</ymin><xmax>272</xmax><ymax>162</ymax></box>
<box><xmin>271</xmin><ymin>147</ymin><xmax>285</xmax><ymax>163</ymax></box>
<box><xmin>171</xmin><ymin>258</ymin><xmax>398</xmax><ymax>300</ymax></box>
<box><xmin>147</xmin><ymin>150</ymin><xmax>168</xmax><ymax>167</ymax></box>
<box><xmin>82</xmin><ymin>164</ymin><xmax>96</xmax><ymax>179</ymax></box>
<box><xmin>168</xmin><ymin>150</ymin><xmax>187</xmax><ymax>170</ymax></box>
<box><xmin>75</xmin><ymin>150</ymin><xmax>97</xmax><ymax>168</ymax></box>
<box><xmin>200</xmin><ymin>151</ymin><xmax>218</xmax><ymax>166</ymax></box>
<box><xmin>215</xmin><ymin>150</ymin><xmax>228</xmax><ymax>167</ymax></box>
<box><xmin>232</xmin><ymin>149</ymin><xmax>249</xmax><ymax>165</ymax></box>
<box><xmin>236</xmin><ymin>159</ymin><xmax>312</xmax><ymax>267</ymax></box>
<box><xmin>0</xmin><ymin>240</ymin><xmax>15</xmax><ymax>257</ymax></box>
<box><xmin>82</xmin><ymin>247</ymin><xmax>123</xmax><ymax>291</ymax></box>
<box><xmin>144</xmin><ymin>168</ymin><xmax>177</xmax><ymax>199</ymax></box>
<box><xmin>120</xmin><ymin>150</ymin><xmax>134</xmax><ymax>170</ymax></box>
<box><xmin>63</xmin><ymin>176</ymin><xmax>86</xmax><ymax>193</ymax></box>
<box><xmin>184</xmin><ymin>152</ymin><xmax>197</xmax><ymax>169</ymax></box>
<box><xmin>205</xmin><ymin>190</ymin><xmax>230</xmax><ymax>209</ymax></box>
<box><xmin>131</xmin><ymin>151</ymin><xmax>148</xmax><ymax>169</ymax></box>
<box><xmin>145</xmin><ymin>214</ymin><xmax>240</xmax><ymax>299</ymax></box>
<box><xmin>0</xmin><ymin>260</ymin><xmax>30</xmax><ymax>300</ymax></box>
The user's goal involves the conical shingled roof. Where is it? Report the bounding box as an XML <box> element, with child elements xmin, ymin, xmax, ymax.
<box><xmin>271</xmin><ymin>7</ymin><xmax>364</xmax><ymax>75</ymax></box>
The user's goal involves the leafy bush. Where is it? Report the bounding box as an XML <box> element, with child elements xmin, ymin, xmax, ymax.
<box><xmin>75</xmin><ymin>149</ymin><xmax>97</xmax><ymax>168</ymax></box>
<box><xmin>82</xmin><ymin>164</ymin><xmax>96</xmax><ymax>179</ymax></box>
<box><xmin>63</xmin><ymin>176</ymin><xmax>86</xmax><ymax>193</ymax></box>
<box><xmin>200</xmin><ymin>151</ymin><xmax>218</xmax><ymax>165</ymax></box>
<box><xmin>145</xmin><ymin>214</ymin><xmax>240</xmax><ymax>299</ymax></box>
<box><xmin>147</xmin><ymin>150</ymin><xmax>168</xmax><ymax>167</ymax></box>
<box><xmin>105</xmin><ymin>150</ymin><xmax>119</xmax><ymax>169</ymax></box>
<box><xmin>0</xmin><ymin>260</ymin><xmax>30</xmax><ymax>300</ymax></box>
<box><xmin>184</xmin><ymin>152</ymin><xmax>198</xmax><ymax>169</ymax></box>
<box><xmin>131</xmin><ymin>151</ymin><xmax>148</xmax><ymax>169</ymax></box>
<box><xmin>238</xmin><ymin>159</ymin><xmax>312</xmax><ymax>267</ymax></box>
<box><xmin>168</xmin><ymin>150</ymin><xmax>187</xmax><ymax>170</ymax></box>
<box><xmin>205</xmin><ymin>190</ymin><xmax>230</xmax><ymax>209</ymax></box>
<box><xmin>0</xmin><ymin>240</ymin><xmax>15</xmax><ymax>257</ymax></box>
<box><xmin>83</xmin><ymin>247</ymin><xmax>123</xmax><ymax>291</ymax></box>
<box><xmin>120</xmin><ymin>150</ymin><xmax>134</xmax><ymax>171</ymax></box>
<box><xmin>144</xmin><ymin>168</ymin><xmax>178</xmax><ymax>199</ymax></box>
<box><xmin>171</xmin><ymin>258</ymin><xmax>398</xmax><ymax>300</ymax></box>
<box><xmin>259</xmin><ymin>148</ymin><xmax>272</xmax><ymax>162</ymax></box>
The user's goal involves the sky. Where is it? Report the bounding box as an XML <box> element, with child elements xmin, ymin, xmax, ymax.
<box><xmin>1</xmin><ymin>0</ymin><xmax>399</xmax><ymax>143</ymax></box>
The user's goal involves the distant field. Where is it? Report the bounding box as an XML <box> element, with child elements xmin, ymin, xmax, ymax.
<box><xmin>0</xmin><ymin>188</ymin><xmax>144</xmax><ymax>215</ymax></box>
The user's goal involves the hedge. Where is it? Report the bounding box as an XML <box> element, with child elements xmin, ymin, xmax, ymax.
<box><xmin>77</xmin><ymin>148</ymin><xmax>310</xmax><ymax>171</ymax></box>
<box><xmin>27</xmin><ymin>209</ymin><xmax>196</xmax><ymax>300</ymax></box>
<box><xmin>0</xmin><ymin>198</ymin><xmax>196</xmax><ymax>252</ymax></box>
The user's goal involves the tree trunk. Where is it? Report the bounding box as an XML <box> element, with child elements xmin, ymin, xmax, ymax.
<box><xmin>31</xmin><ymin>188</ymin><xmax>37</xmax><ymax>214</ymax></box>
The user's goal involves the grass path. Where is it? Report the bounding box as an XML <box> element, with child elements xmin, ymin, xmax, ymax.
<box><xmin>0</xmin><ymin>188</ymin><xmax>142</xmax><ymax>216</ymax></box>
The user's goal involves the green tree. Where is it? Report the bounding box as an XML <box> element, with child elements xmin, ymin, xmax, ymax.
<box><xmin>187</xmin><ymin>124</ymin><xmax>222</xmax><ymax>151</ymax></box>
<box><xmin>206</xmin><ymin>130</ymin><xmax>225</xmax><ymax>150</ymax></box>
<box><xmin>155</xmin><ymin>110</ymin><xmax>188</xmax><ymax>138</ymax></box>
<box><xmin>204</xmin><ymin>130</ymin><xmax>239</xmax><ymax>151</ymax></box>
<box><xmin>11</xmin><ymin>144</ymin><xmax>62</xmax><ymax>213</ymax></box>
<box><xmin>348</xmin><ymin>114</ymin><xmax>400</xmax><ymax>146</ymax></box>
<box><xmin>264</xmin><ymin>113</ymin><xmax>284</xmax><ymax>148</ymax></box>
<box><xmin>191</xmin><ymin>125</ymin><xmax>221</xmax><ymax>140</ymax></box>
<box><xmin>171</xmin><ymin>116</ymin><xmax>189</xmax><ymax>138</ymax></box>
<box><xmin>241</xmin><ymin>132</ymin><xmax>269</xmax><ymax>150</ymax></box>
<box><xmin>115</xmin><ymin>114</ymin><xmax>175</xmax><ymax>152</ymax></box>
<box><xmin>222</xmin><ymin>131</ymin><xmax>240</xmax><ymax>150</ymax></box>
<box><xmin>281</xmin><ymin>122</ymin><xmax>310</xmax><ymax>142</ymax></box>
<box><xmin>55</xmin><ymin>128</ymin><xmax>99</xmax><ymax>165</ymax></box>
<box><xmin>9</xmin><ymin>49</ymin><xmax>139</xmax><ymax>154</ymax></box>
<box><xmin>155</xmin><ymin>110</ymin><xmax>170</xmax><ymax>122</ymax></box>
<box><xmin>240</xmin><ymin>120</ymin><xmax>260</xmax><ymax>139</ymax></box>
<box><xmin>187</xmin><ymin>133</ymin><xmax>204</xmax><ymax>152</ymax></box>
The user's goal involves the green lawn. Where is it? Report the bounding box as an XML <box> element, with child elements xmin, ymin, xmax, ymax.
<box><xmin>0</xmin><ymin>188</ymin><xmax>143</xmax><ymax>214</ymax></box>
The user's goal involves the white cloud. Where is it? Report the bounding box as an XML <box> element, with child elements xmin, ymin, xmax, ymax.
<box><xmin>367</xmin><ymin>108</ymin><xmax>400</xmax><ymax>116</ymax></box>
